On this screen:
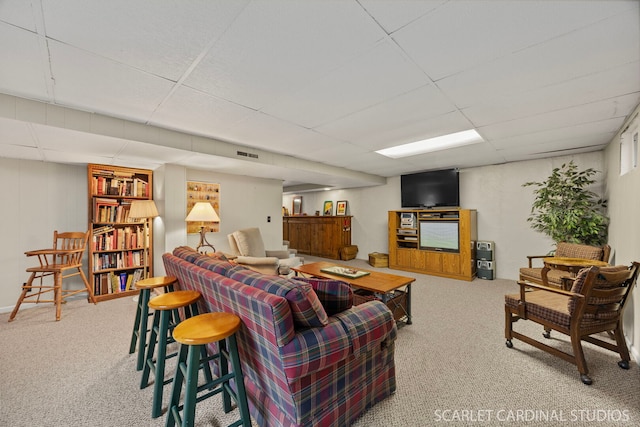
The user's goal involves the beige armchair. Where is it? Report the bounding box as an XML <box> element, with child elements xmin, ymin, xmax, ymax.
<box><xmin>228</xmin><ymin>227</ymin><xmax>302</xmax><ymax>275</ymax></box>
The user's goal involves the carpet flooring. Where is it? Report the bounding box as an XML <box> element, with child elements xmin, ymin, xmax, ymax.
<box><xmin>1</xmin><ymin>256</ymin><xmax>638</xmax><ymax>426</ymax></box>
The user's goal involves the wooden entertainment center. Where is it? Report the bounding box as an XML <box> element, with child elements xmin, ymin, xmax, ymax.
<box><xmin>388</xmin><ymin>208</ymin><xmax>477</xmax><ymax>281</ymax></box>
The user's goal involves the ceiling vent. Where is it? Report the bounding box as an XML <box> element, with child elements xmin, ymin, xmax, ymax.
<box><xmin>236</xmin><ymin>150</ymin><xmax>259</xmax><ymax>159</ymax></box>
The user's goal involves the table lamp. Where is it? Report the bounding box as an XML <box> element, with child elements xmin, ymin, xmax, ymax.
<box><xmin>186</xmin><ymin>202</ymin><xmax>220</xmax><ymax>254</ymax></box>
<box><xmin>128</xmin><ymin>200</ymin><xmax>159</xmax><ymax>279</ymax></box>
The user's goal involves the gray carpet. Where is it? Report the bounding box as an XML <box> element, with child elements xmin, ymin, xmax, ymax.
<box><xmin>1</xmin><ymin>256</ymin><xmax>639</xmax><ymax>426</ymax></box>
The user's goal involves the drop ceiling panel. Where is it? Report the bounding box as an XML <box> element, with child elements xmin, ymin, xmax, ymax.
<box><xmin>0</xmin><ymin>0</ymin><xmax>38</xmax><ymax>31</ymax></box>
<box><xmin>464</xmin><ymin>62</ymin><xmax>640</xmax><ymax>127</ymax></box>
<box><xmin>149</xmin><ymin>86</ymin><xmax>254</xmax><ymax>138</ymax></box>
<box><xmin>32</xmin><ymin>124</ymin><xmax>128</xmax><ymax>156</ymax></box>
<box><xmin>0</xmin><ymin>144</ymin><xmax>41</xmax><ymax>160</ymax></box>
<box><xmin>489</xmin><ymin>117</ymin><xmax>625</xmax><ymax>150</ymax></box>
<box><xmin>0</xmin><ymin>23</ymin><xmax>49</xmax><ymax>100</ymax></box>
<box><xmin>0</xmin><ymin>118</ymin><xmax>34</xmax><ymax>147</ymax></box>
<box><xmin>480</xmin><ymin>94</ymin><xmax>639</xmax><ymax>140</ymax></box>
<box><xmin>359</xmin><ymin>0</ymin><xmax>446</xmax><ymax>34</ymax></box>
<box><xmin>48</xmin><ymin>41</ymin><xmax>175</xmax><ymax>121</ymax></box>
<box><xmin>394</xmin><ymin>0</ymin><xmax>636</xmax><ymax>81</ymax></box>
<box><xmin>184</xmin><ymin>0</ymin><xmax>384</xmax><ymax>110</ymax></box>
<box><xmin>263</xmin><ymin>39</ymin><xmax>428</xmax><ymax>128</ymax></box>
<box><xmin>437</xmin><ymin>10</ymin><xmax>640</xmax><ymax>109</ymax></box>
<box><xmin>41</xmin><ymin>0</ymin><xmax>248</xmax><ymax>82</ymax></box>
<box><xmin>316</xmin><ymin>84</ymin><xmax>459</xmax><ymax>147</ymax></box>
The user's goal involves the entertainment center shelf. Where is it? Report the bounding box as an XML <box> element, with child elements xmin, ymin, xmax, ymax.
<box><xmin>388</xmin><ymin>209</ymin><xmax>477</xmax><ymax>281</ymax></box>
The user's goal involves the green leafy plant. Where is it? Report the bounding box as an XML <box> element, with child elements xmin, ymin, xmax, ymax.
<box><xmin>523</xmin><ymin>161</ymin><xmax>609</xmax><ymax>246</ymax></box>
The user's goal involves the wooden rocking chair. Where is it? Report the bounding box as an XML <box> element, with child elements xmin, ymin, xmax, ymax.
<box><xmin>505</xmin><ymin>262</ymin><xmax>640</xmax><ymax>384</ymax></box>
<box><xmin>9</xmin><ymin>230</ymin><xmax>97</xmax><ymax>322</ymax></box>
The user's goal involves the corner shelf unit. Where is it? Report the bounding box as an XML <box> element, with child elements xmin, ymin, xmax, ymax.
<box><xmin>88</xmin><ymin>164</ymin><xmax>154</xmax><ymax>302</ymax></box>
<box><xmin>388</xmin><ymin>209</ymin><xmax>477</xmax><ymax>281</ymax></box>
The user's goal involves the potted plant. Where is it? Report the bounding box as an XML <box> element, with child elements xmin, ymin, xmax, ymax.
<box><xmin>523</xmin><ymin>161</ymin><xmax>609</xmax><ymax>246</ymax></box>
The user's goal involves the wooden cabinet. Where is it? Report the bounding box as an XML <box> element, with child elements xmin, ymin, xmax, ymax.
<box><xmin>283</xmin><ymin>216</ymin><xmax>352</xmax><ymax>260</ymax></box>
<box><xmin>88</xmin><ymin>164</ymin><xmax>154</xmax><ymax>301</ymax></box>
<box><xmin>388</xmin><ymin>209</ymin><xmax>477</xmax><ymax>281</ymax></box>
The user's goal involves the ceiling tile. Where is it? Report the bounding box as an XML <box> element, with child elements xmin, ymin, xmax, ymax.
<box><xmin>464</xmin><ymin>61</ymin><xmax>640</xmax><ymax>127</ymax></box>
<box><xmin>394</xmin><ymin>0</ymin><xmax>637</xmax><ymax>81</ymax></box>
<box><xmin>480</xmin><ymin>94</ymin><xmax>639</xmax><ymax>140</ymax></box>
<box><xmin>263</xmin><ymin>39</ymin><xmax>428</xmax><ymax>128</ymax></box>
<box><xmin>316</xmin><ymin>85</ymin><xmax>463</xmax><ymax>149</ymax></box>
<box><xmin>41</xmin><ymin>0</ymin><xmax>249</xmax><ymax>81</ymax></box>
<box><xmin>184</xmin><ymin>0</ymin><xmax>384</xmax><ymax>110</ymax></box>
<box><xmin>150</xmin><ymin>86</ymin><xmax>254</xmax><ymax>138</ymax></box>
<box><xmin>48</xmin><ymin>41</ymin><xmax>176</xmax><ymax>121</ymax></box>
<box><xmin>436</xmin><ymin>9</ymin><xmax>640</xmax><ymax>109</ymax></box>
<box><xmin>0</xmin><ymin>23</ymin><xmax>50</xmax><ymax>100</ymax></box>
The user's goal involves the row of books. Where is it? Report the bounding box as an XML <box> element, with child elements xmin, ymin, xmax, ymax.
<box><xmin>93</xmin><ymin>269</ymin><xmax>144</xmax><ymax>296</ymax></box>
<box><xmin>92</xmin><ymin>226</ymin><xmax>143</xmax><ymax>251</ymax></box>
<box><xmin>93</xmin><ymin>198</ymin><xmax>133</xmax><ymax>223</ymax></box>
<box><xmin>92</xmin><ymin>175</ymin><xmax>149</xmax><ymax>197</ymax></box>
<box><xmin>92</xmin><ymin>251</ymin><xmax>143</xmax><ymax>271</ymax></box>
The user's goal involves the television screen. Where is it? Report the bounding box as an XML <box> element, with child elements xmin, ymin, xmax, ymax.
<box><xmin>401</xmin><ymin>169</ymin><xmax>459</xmax><ymax>208</ymax></box>
<box><xmin>419</xmin><ymin>221</ymin><xmax>459</xmax><ymax>252</ymax></box>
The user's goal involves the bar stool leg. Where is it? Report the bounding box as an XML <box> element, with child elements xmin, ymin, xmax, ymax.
<box><xmin>140</xmin><ymin>308</ymin><xmax>161</xmax><ymax>389</ymax></box>
<box><xmin>151</xmin><ymin>310</ymin><xmax>171</xmax><ymax>418</ymax></box>
<box><xmin>136</xmin><ymin>288</ymin><xmax>152</xmax><ymax>371</ymax></box>
<box><xmin>166</xmin><ymin>344</ymin><xmax>189</xmax><ymax>427</ymax></box>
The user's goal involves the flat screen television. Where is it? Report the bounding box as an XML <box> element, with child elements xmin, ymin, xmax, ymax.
<box><xmin>401</xmin><ymin>168</ymin><xmax>459</xmax><ymax>208</ymax></box>
<box><xmin>419</xmin><ymin>220</ymin><xmax>459</xmax><ymax>253</ymax></box>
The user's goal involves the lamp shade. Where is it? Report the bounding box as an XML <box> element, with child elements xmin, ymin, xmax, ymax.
<box><xmin>129</xmin><ymin>200</ymin><xmax>159</xmax><ymax>219</ymax></box>
<box><xmin>186</xmin><ymin>202</ymin><xmax>220</xmax><ymax>222</ymax></box>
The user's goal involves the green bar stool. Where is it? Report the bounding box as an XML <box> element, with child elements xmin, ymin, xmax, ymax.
<box><xmin>166</xmin><ymin>312</ymin><xmax>251</xmax><ymax>427</ymax></box>
<box><xmin>129</xmin><ymin>276</ymin><xmax>177</xmax><ymax>371</ymax></box>
<box><xmin>141</xmin><ymin>290</ymin><xmax>205</xmax><ymax>418</ymax></box>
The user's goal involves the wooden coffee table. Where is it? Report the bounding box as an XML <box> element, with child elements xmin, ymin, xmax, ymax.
<box><xmin>292</xmin><ymin>261</ymin><xmax>415</xmax><ymax>325</ymax></box>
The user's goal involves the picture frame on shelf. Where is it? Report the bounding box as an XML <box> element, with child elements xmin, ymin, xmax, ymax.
<box><xmin>336</xmin><ymin>200</ymin><xmax>348</xmax><ymax>216</ymax></box>
<box><xmin>323</xmin><ymin>201</ymin><xmax>334</xmax><ymax>216</ymax></box>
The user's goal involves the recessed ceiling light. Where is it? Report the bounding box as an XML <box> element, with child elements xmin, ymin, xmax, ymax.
<box><xmin>376</xmin><ymin>129</ymin><xmax>484</xmax><ymax>159</ymax></box>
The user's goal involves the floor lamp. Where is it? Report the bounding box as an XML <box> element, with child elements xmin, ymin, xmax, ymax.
<box><xmin>128</xmin><ymin>200</ymin><xmax>159</xmax><ymax>280</ymax></box>
<box><xmin>186</xmin><ymin>202</ymin><xmax>220</xmax><ymax>254</ymax></box>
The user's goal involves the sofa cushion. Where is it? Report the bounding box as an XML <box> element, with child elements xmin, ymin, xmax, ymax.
<box><xmin>227</xmin><ymin>267</ymin><xmax>328</xmax><ymax>327</ymax></box>
<box><xmin>173</xmin><ymin>246</ymin><xmax>202</xmax><ymax>263</ymax></box>
<box><xmin>291</xmin><ymin>277</ymin><xmax>353</xmax><ymax>316</ymax></box>
<box><xmin>192</xmin><ymin>254</ymin><xmax>235</xmax><ymax>276</ymax></box>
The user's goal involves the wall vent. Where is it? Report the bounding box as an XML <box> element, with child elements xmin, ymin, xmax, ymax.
<box><xmin>237</xmin><ymin>150</ymin><xmax>259</xmax><ymax>159</ymax></box>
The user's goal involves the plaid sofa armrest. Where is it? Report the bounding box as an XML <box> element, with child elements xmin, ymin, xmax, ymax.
<box><xmin>279</xmin><ymin>300</ymin><xmax>396</xmax><ymax>380</ymax></box>
<box><xmin>333</xmin><ymin>300</ymin><xmax>396</xmax><ymax>357</ymax></box>
<box><xmin>280</xmin><ymin>319</ymin><xmax>352</xmax><ymax>380</ymax></box>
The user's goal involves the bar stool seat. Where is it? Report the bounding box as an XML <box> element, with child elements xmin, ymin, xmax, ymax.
<box><xmin>166</xmin><ymin>312</ymin><xmax>251</xmax><ymax>427</ymax></box>
<box><xmin>141</xmin><ymin>290</ymin><xmax>203</xmax><ymax>418</ymax></box>
<box><xmin>129</xmin><ymin>276</ymin><xmax>177</xmax><ymax>371</ymax></box>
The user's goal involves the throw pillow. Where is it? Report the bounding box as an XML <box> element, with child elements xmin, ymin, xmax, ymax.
<box><xmin>292</xmin><ymin>277</ymin><xmax>353</xmax><ymax>315</ymax></box>
<box><xmin>227</xmin><ymin>268</ymin><xmax>328</xmax><ymax>327</ymax></box>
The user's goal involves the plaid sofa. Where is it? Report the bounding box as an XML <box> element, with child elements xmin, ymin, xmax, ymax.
<box><xmin>163</xmin><ymin>247</ymin><xmax>397</xmax><ymax>426</ymax></box>
<box><xmin>519</xmin><ymin>242</ymin><xmax>611</xmax><ymax>288</ymax></box>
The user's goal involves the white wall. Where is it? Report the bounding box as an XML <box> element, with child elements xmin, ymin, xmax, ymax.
<box><xmin>284</xmin><ymin>151</ymin><xmax>605</xmax><ymax>281</ymax></box>
<box><xmin>0</xmin><ymin>158</ymin><xmax>88</xmax><ymax>311</ymax></box>
<box><xmin>153</xmin><ymin>165</ymin><xmax>286</xmax><ymax>277</ymax></box>
<box><xmin>604</xmin><ymin>104</ymin><xmax>640</xmax><ymax>361</ymax></box>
